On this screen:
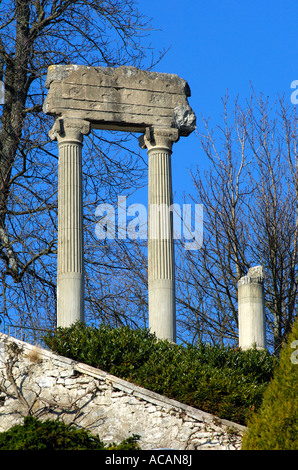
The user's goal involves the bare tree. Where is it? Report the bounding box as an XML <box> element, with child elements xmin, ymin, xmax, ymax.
<box><xmin>0</xmin><ymin>0</ymin><xmax>163</xmax><ymax>329</ymax></box>
<box><xmin>176</xmin><ymin>93</ymin><xmax>298</xmax><ymax>354</ymax></box>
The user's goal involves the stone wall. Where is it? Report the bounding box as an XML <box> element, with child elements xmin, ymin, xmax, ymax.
<box><xmin>0</xmin><ymin>333</ymin><xmax>245</xmax><ymax>450</ymax></box>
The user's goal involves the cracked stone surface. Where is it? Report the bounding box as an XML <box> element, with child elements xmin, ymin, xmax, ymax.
<box><xmin>43</xmin><ymin>65</ymin><xmax>196</xmax><ymax>136</ymax></box>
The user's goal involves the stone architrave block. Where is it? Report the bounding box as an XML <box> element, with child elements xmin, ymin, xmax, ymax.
<box><xmin>43</xmin><ymin>65</ymin><xmax>196</xmax><ymax>136</ymax></box>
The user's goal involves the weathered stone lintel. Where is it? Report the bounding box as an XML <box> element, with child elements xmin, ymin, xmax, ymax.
<box><xmin>43</xmin><ymin>65</ymin><xmax>196</xmax><ymax>137</ymax></box>
<box><xmin>44</xmin><ymin>65</ymin><xmax>192</xmax><ymax>95</ymax></box>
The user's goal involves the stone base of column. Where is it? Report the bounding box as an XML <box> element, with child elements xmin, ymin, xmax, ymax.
<box><xmin>148</xmin><ymin>279</ymin><xmax>176</xmax><ymax>342</ymax></box>
<box><xmin>57</xmin><ymin>273</ymin><xmax>84</xmax><ymax>328</ymax></box>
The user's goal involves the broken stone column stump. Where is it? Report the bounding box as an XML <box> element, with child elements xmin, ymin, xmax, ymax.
<box><xmin>238</xmin><ymin>266</ymin><xmax>266</xmax><ymax>350</ymax></box>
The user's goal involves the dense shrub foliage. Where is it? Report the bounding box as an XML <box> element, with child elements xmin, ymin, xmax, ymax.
<box><xmin>242</xmin><ymin>317</ymin><xmax>298</xmax><ymax>449</ymax></box>
<box><xmin>44</xmin><ymin>323</ymin><xmax>276</xmax><ymax>426</ymax></box>
<box><xmin>0</xmin><ymin>416</ymin><xmax>140</xmax><ymax>450</ymax></box>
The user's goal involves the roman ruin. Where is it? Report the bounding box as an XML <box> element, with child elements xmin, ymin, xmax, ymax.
<box><xmin>238</xmin><ymin>266</ymin><xmax>266</xmax><ymax>350</ymax></box>
<box><xmin>43</xmin><ymin>65</ymin><xmax>196</xmax><ymax>341</ymax></box>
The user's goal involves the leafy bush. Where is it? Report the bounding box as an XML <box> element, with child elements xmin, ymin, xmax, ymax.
<box><xmin>242</xmin><ymin>317</ymin><xmax>298</xmax><ymax>450</ymax></box>
<box><xmin>44</xmin><ymin>322</ymin><xmax>276</xmax><ymax>426</ymax></box>
<box><xmin>0</xmin><ymin>416</ymin><xmax>140</xmax><ymax>450</ymax></box>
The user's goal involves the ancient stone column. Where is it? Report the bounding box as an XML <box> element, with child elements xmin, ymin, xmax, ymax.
<box><xmin>238</xmin><ymin>266</ymin><xmax>266</xmax><ymax>350</ymax></box>
<box><xmin>49</xmin><ymin>117</ymin><xmax>90</xmax><ymax>328</ymax></box>
<box><xmin>44</xmin><ymin>65</ymin><xmax>196</xmax><ymax>334</ymax></box>
<box><xmin>140</xmin><ymin>127</ymin><xmax>179</xmax><ymax>343</ymax></box>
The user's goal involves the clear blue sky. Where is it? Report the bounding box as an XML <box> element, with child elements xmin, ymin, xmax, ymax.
<box><xmin>137</xmin><ymin>0</ymin><xmax>298</xmax><ymax>203</ymax></box>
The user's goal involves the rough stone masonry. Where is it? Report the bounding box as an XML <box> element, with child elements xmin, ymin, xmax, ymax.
<box><xmin>0</xmin><ymin>333</ymin><xmax>245</xmax><ymax>450</ymax></box>
<box><xmin>43</xmin><ymin>65</ymin><xmax>196</xmax><ymax>342</ymax></box>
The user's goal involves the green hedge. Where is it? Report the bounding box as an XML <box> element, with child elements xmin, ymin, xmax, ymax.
<box><xmin>44</xmin><ymin>323</ymin><xmax>276</xmax><ymax>426</ymax></box>
<box><xmin>242</xmin><ymin>317</ymin><xmax>298</xmax><ymax>450</ymax></box>
<box><xmin>0</xmin><ymin>416</ymin><xmax>140</xmax><ymax>450</ymax></box>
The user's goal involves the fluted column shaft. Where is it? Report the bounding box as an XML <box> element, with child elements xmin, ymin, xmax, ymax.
<box><xmin>50</xmin><ymin>118</ymin><xmax>90</xmax><ymax>327</ymax></box>
<box><xmin>140</xmin><ymin>127</ymin><xmax>179</xmax><ymax>342</ymax></box>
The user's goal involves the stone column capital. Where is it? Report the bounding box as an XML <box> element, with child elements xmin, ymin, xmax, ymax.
<box><xmin>49</xmin><ymin>117</ymin><xmax>91</xmax><ymax>145</ymax></box>
<box><xmin>139</xmin><ymin>127</ymin><xmax>179</xmax><ymax>153</ymax></box>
